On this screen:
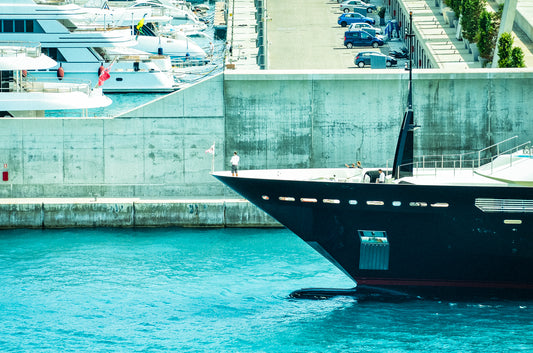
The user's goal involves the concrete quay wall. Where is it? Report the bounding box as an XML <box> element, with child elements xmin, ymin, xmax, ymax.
<box><xmin>0</xmin><ymin>199</ymin><xmax>280</xmax><ymax>229</ymax></box>
<box><xmin>0</xmin><ymin>69</ymin><xmax>532</xmax><ymax>228</ymax></box>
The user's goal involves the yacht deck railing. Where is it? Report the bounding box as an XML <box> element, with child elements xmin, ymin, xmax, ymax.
<box><xmin>391</xmin><ymin>136</ymin><xmax>532</xmax><ymax>177</ymax></box>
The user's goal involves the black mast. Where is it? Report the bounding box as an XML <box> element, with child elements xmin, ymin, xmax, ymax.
<box><xmin>392</xmin><ymin>11</ymin><xmax>417</xmax><ymax>179</ymax></box>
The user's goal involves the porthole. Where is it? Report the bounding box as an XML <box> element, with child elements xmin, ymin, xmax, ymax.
<box><xmin>300</xmin><ymin>198</ymin><xmax>317</xmax><ymax>203</ymax></box>
<box><xmin>348</xmin><ymin>200</ymin><xmax>358</xmax><ymax>205</ymax></box>
<box><xmin>504</xmin><ymin>220</ymin><xmax>522</xmax><ymax>225</ymax></box>
<box><xmin>279</xmin><ymin>196</ymin><xmax>295</xmax><ymax>202</ymax></box>
<box><xmin>431</xmin><ymin>202</ymin><xmax>449</xmax><ymax>208</ymax></box>
<box><xmin>366</xmin><ymin>201</ymin><xmax>384</xmax><ymax>206</ymax></box>
<box><xmin>262</xmin><ymin>195</ymin><xmax>270</xmax><ymax>200</ymax></box>
<box><xmin>392</xmin><ymin>201</ymin><xmax>401</xmax><ymax>207</ymax></box>
<box><xmin>409</xmin><ymin>202</ymin><xmax>427</xmax><ymax>207</ymax></box>
<box><xmin>323</xmin><ymin>199</ymin><xmax>340</xmax><ymax>204</ymax></box>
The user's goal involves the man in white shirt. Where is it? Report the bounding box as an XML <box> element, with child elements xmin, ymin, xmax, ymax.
<box><xmin>231</xmin><ymin>151</ymin><xmax>240</xmax><ymax>176</ymax></box>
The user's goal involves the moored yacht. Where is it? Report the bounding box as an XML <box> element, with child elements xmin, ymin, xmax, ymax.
<box><xmin>0</xmin><ymin>0</ymin><xmax>179</xmax><ymax>93</ymax></box>
<box><xmin>0</xmin><ymin>41</ymin><xmax>111</xmax><ymax>117</ymax></box>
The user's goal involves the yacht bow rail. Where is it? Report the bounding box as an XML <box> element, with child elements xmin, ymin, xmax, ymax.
<box><xmin>394</xmin><ymin>136</ymin><xmax>532</xmax><ymax>176</ymax></box>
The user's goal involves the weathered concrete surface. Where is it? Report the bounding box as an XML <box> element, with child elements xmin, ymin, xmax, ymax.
<box><xmin>0</xmin><ymin>199</ymin><xmax>280</xmax><ymax>228</ymax></box>
<box><xmin>0</xmin><ymin>69</ymin><xmax>532</xmax><ymax>201</ymax></box>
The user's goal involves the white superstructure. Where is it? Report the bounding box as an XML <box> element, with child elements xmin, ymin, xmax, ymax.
<box><xmin>0</xmin><ymin>41</ymin><xmax>111</xmax><ymax>117</ymax></box>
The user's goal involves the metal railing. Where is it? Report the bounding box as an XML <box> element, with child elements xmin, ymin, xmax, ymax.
<box><xmin>0</xmin><ymin>41</ymin><xmax>42</xmax><ymax>58</ymax></box>
<box><xmin>391</xmin><ymin>136</ymin><xmax>532</xmax><ymax>177</ymax></box>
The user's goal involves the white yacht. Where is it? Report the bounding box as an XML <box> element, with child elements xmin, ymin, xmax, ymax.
<box><xmin>0</xmin><ymin>0</ymin><xmax>179</xmax><ymax>93</ymax></box>
<box><xmin>0</xmin><ymin>41</ymin><xmax>111</xmax><ymax>117</ymax></box>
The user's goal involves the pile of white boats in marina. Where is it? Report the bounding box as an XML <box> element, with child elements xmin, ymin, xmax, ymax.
<box><xmin>0</xmin><ymin>0</ymin><xmax>222</xmax><ymax>94</ymax></box>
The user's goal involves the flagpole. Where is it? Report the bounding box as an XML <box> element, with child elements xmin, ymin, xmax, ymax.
<box><xmin>211</xmin><ymin>141</ymin><xmax>215</xmax><ymax>173</ymax></box>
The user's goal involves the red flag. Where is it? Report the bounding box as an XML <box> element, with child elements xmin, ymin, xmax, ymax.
<box><xmin>98</xmin><ymin>67</ymin><xmax>110</xmax><ymax>86</ymax></box>
<box><xmin>205</xmin><ymin>144</ymin><xmax>215</xmax><ymax>154</ymax></box>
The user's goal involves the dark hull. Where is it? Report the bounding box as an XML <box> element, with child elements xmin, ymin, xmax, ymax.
<box><xmin>215</xmin><ymin>174</ymin><xmax>533</xmax><ymax>299</ymax></box>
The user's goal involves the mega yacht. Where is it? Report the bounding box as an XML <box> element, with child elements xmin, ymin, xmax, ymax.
<box><xmin>0</xmin><ymin>41</ymin><xmax>111</xmax><ymax>117</ymax></box>
<box><xmin>213</xmin><ymin>14</ymin><xmax>533</xmax><ymax>299</ymax></box>
<box><xmin>0</xmin><ymin>0</ymin><xmax>179</xmax><ymax>92</ymax></box>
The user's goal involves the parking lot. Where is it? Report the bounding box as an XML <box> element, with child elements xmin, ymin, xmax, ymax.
<box><xmin>267</xmin><ymin>0</ymin><xmax>407</xmax><ymax>70</ymax></box>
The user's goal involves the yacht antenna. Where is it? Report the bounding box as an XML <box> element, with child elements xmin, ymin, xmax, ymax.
<box><xmin>391</xmin><ymin>11</ymin><xmax>417</xmax><ymax>180</ymax></box>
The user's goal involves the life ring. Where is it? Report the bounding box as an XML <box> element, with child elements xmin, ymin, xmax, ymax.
<box><xmin>57</xmin><ymin>64</ymin><xmax>64</xmax><ymax>80</ymax></box>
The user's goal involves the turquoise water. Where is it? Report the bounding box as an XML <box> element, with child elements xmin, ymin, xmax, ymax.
<box><xmin>1</xmin><ymin>228</ymin><xmax>532</xmax><ymax>352</ymax></box>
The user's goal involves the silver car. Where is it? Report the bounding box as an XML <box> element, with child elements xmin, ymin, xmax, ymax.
<box><xmin>348</xmin><ymin>22</ymin><xmax>382</xmax><ymax>34</ymax></box>
<box><xmin>339</xmin><ymin>0</ymin><xmax>376</xmax><ymax>13</ymax></box>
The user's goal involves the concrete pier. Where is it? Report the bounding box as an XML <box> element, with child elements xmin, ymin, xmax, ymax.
<box><xmin>0</xmin><ymin>198</ymin><xmax>280</xmax><ymax>229</ymax></box>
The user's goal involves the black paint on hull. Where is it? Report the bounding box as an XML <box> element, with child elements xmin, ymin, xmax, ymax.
<box><xmin>214</xmin><ymin>174</ymin><xmax>533</xmax><ymax>299</ymax></box>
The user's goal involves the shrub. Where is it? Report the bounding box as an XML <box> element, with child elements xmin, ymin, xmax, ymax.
<box><xmin>476</xmin><ymin>10</ymin><xmax>493</xmax><ymax>59</ymax></box>
<box><xmin>511</xmin><ymin>47</ymin><xmax>525</xmax><ymax>68</ymax></box>
<box><xmin>461</xmin><ymin>0</ymin><xmax>486</xmax><ymax>42</ymax></box>
<box><xmin>497</xmin><ymin>32</ymin><xmax>513</xmax><ymax>67</ymax></box>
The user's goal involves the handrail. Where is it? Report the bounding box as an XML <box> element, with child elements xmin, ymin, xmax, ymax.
<box><xmin>0</xmin><ymin>41</ymin><xmax>42</xmax><ymax>58</ymax></box>
<box><xmin>390</xmin><ymin>137</ymin><xmax>531</xmax><ymax>177</ymax></box>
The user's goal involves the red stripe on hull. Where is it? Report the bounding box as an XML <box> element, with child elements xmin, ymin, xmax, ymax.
<box><xmin>357</xmin><ymin>278</ymin><xmax>533</xmax><ymax>290</ymax></box>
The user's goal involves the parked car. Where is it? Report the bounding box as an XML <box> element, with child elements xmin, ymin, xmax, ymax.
<box><xmin>337</xmin><ymin>13</ymin><xmax>375</xmax><ymax>27</ymax></box>
<box><xmin>344</xmin><ymin>30</ymin><xmax>383</xmax><ymax>48</ymax></box>
<box><xmin>340</xmin><ymin>0</ymin><xmax>377</xmax><ymax>13</ymax></box>
<box><xmin>354</xmin><ymin>51</ymin><xmax>397</xmax><ymax>67</ymax></box>
<box><xmin>348</xmin><ymin>22</ymin><xmax>382</xmax><ymax>34</ymax></box>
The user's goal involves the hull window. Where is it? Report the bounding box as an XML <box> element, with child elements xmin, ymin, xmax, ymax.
<box><xmin>279</xmin><ymin>196</ymin><xmax>295</xmax><ymax>202</ymax></box>
<box><xmin>323</xmin><ymin>199</ymin><xmax>340</xmax><ymax>204</ymax></box>
<box><xmin>431</xmin><ymin>202</ymin><xmax>449</xmax><ymax>208</ymax></box>
<box><xmin>349</xmin><ymin>200</ymin><xmax>358</xmax><ymax>205</ymax></box>
<box><xmin>300</xmin><ymin>198</ymin><xmax>318</xmax><ymax>203</ymax></box>
<box><xmin>392</xmin><ymin>201</ymin><xmax>402</xmax><ymax>206</ymax></box>
<box><xmin>261</xmin><ymin>195</ymin><xmax>270</xmax><ymax>200</ymax></box>
<box><xmin>504</xmin><ymin>219</ymin><xmax>522</xmax><ymax>225</ymax></box>
<box><xmin>409</xmin><ymin>202</ymin><xmax>427</xmax><ymax>207</ymax></box>
<box><xmin>366</xmin><ymin>201</ymin><xmax>384</xmax><ymax>206</ymax></box>
<box><xmin>358</xmin><ymin>230</ymin><xmax>389</xmax><ymax>270</ymax></box>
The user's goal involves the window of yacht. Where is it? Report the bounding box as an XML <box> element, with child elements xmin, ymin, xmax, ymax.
<box><xmin>323</xmin><ymin>199</ymin><xmax>340</xmax><ymax>204</ymax></box>
<box><xmin>261</xmin><ymin>195</ymin><xmax>269</xmax><ymax>200</ymax></box>
<box><xmin>366</xmin><ymin>201</ymin><xmax>385</xmax><ymax>206</ymax></box>
<box><xmin>430</xmin><ymin>202</ymin><xmax>449</xmax><ymax>208</ymax></box>
<box><xmin>392</xmin><ymin>201</ymin><xmax>401</xmax><ymax>206</ymax></box>
<box><xmin>348</xmin><ymin>200</ymin><xmax>358</xmax><ymax>205</ymax></box>
<box><xmin>409</xmin><ymin>202</ymin><xmax>428</xmax><ymax>207</ymax></box>
<box><xmin>300</xmin><ymin>198</ymin><xmax>317</xmax><ymax>203</ymax></box>
<box><xmin>279</xmin><ymin>196</ymin><xmax>295</xmax><ymax>202</ymax></box>
<box><xmin>14</xmin><ymin>20</ymin><xmax>24</xmax><ymax>32</ymax></box>
<box><xmin>3</xmin><ymin>20</ymin><xmax>13</xmax><ymax>33</ymax></box>
<box><xmin>504</xmin><ymin>220</ymin><xmax>522</xmax><ymax>225</ymax></box>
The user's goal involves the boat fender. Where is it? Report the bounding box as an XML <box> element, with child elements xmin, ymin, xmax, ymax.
<box><xmin>158</xmin><ymin>47</ymin><xmax>163</xmax><ymax>55</ymax></box>
<box><xmin>22</xmin><ymin>70</ymin><xmax>27</xmax><ymax>77</ymax></box>
<box><xmin>98</xmin><ymin>63</ymin><xmax>105</xmax><ymax>76</ymax></box>
<box><xmin>57</xmin><ymin>63</ymin><xmax>64</xmax><ymax>80</ymax></box>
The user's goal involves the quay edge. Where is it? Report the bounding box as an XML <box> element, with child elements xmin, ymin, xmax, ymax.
<box><xmin>0</xmin><ymin>198</ymin><xmax>281</xmax><ymax>229</ymax></box>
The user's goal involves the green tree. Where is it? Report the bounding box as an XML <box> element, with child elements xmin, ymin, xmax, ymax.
<box><xmin>461</xmin><ymin>0</ymin><xmax>485</xmax><ymax>42</ymax></box>
<box><xmin>511</xmin><ymin>47</ymin><xmax>525</xmax><ymax>68</ymax></box>
<box><xmin>497</xmin><ymin>32</ymin><xmax>513</xmax><ymax>67</ymax></box>
<box><xmin>476</xmin><ymin>10</ymin><xmax>493</xmax><ymax>60</ymax></box>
